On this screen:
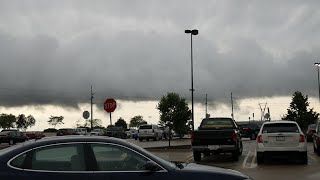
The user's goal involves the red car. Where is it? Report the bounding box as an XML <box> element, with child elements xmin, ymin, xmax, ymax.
<box><xmin>306</xmin><ymin>124</ymin><xmax>316</xmax><ymax>142</ymax></box>
<box><xmin>25</xmin><ymin>131</ymin><xmax>45</xmax><ymax>139</ymax></box>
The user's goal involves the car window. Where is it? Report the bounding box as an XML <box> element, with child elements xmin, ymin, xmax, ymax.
<box><xmin>90</xmin><ymin>143</ymin><xmax>156</xmax><ymax>171</ymax></box>
<box><xmin>200</xmin><ymin>118</ymin><xmax>235</xmax><ymax>129</ymax></box>
<box><xmin>139</xmin><ymin>125</ymin><xmax>152</xmax><ymax>129</ymax></box>
<box><xmin>262</xmin><ymin>123</ymin><xmax>299</xmax><ymax>133</ymax></box>
<box><xmin>10</xmin><ymin>153</ymin><xmax>27</xmax><ymax>168</ymax></box>
<box><xmin>29</xmin><ymin>144</ymin><xmax>85</xmax><ymax>171</ymax></box>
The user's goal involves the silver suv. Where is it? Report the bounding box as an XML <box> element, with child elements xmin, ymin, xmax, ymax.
<box><xmin>138</xmin><ymin>124</ymin><xmax>163</xmax><ymax>141</ymax></box>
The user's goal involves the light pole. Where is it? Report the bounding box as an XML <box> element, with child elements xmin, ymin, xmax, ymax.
<box><xmin>185</xmin><ymin>29</ymin><xmax>198</xmax><ymax>131</ymax></box>
<box><xmin>314</xmin><ymin>63</ymin><xmax>320</xmax><ymax>102</ymax></box>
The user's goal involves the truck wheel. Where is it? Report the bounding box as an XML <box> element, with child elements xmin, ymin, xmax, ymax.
<box><xmin>146</xmin><ymin>138</ymin><xmax>150</xmax><ymax>141</ymax></box>
<box><xmin>139</xmin><ymin>138</ymin><xmax>143</xmax><ymax>142</ymax></box>
<box><xmin>232</xmin><ymin>151</ymin><xmax>239</xmax><ymax>161</ymax></box>
<box><xmin>193</xmin><ymin>151</ymin><xmax>201</xmax><ymax>162</ymax></box>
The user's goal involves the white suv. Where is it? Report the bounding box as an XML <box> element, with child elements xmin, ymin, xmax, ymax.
<box><xmin>256</xmin><ymin>121</ymin><xmax>307</xmax><ymax>164</ymax></box>
<box><xmin>138</xmin><ymin>124</ymin><xmax>163</xmax><ymax>141</ymax></box>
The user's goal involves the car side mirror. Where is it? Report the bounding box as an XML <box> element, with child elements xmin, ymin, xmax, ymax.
<box><xmin>143</xmin><ymin>161</ymin><xmax>160</xmax><ymax>171</ymax></box>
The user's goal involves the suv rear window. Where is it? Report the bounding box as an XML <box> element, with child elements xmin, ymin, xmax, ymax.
<box><xmin>200</xmin><ymin>118</ymin><xmax>235</xmax><ymax>129</ymax></box>
<box><xmin>139</xmin><ymin>125</ymin><xmax>152</xmax><ymax>129</ymax></box>
<box><xmin>262</xmin><ymin>123</ymin><xmax>299</xmax><ymax>133</ymax></box>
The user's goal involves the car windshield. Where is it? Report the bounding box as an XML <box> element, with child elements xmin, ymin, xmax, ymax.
<box><xmin>308</xmin><ymin>124</ymin><xmax>316</xmax><ymax>130</ymax></box>
<box><xmin>200</xmin><ymin>118</ymin><xmax>235</xmax><ymax>129</ymax></box>
<box><xmin>262</xmin><ymin>123</ymin><xmax>299</xmax><ymax>133</ymax></box>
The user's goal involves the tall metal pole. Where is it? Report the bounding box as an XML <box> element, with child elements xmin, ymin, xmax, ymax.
<box><xmin>205</xmin><ymin>94</ymin><xmax>208</xmax><ymax>119</ymax></box>
<box><xmin>90</xmin><ymin>85</ymin><xmax>93</xmax><ymax>130</ymax></box>
<box><xmin>231</xmin><ymin>92</ymin><xmax>234</xmax><ymax>120</ymax></box>
<box><xmin>190</xmin><ymin>34</ymin><xmax>195</xmax><ymax>131</ymax></box>
<box><xmin>317</xmin><ymin>65</ymin><xmax>320</xmax><ymax>103</ymax></box>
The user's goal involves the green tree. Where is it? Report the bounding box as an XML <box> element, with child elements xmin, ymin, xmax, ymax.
<box><xmin>0</xmin><ymin>114</ymin><xmax>16</xmax><ymax>129</ymax></box>
<box><xmin>16</xmin><ymin>114</ymin><xmax>36</xmax><ymax>131</ymax></box>
<box><xmin>157</xmin><ymin>92</ymin><xmax>191</xmax><ymax>137</ymax></box>
<box><xmin>129</xmin><ymin>115</ymin><xmax>147</xmax><ymax>129</ymax></box>
<box><xmin>48</xmin><ymin>116</ymin><xmax>64</xmax><ymax>129</ymax></box>
<box><xmin>282</xmin><ymin>91</ymin><xmax>319</xmax><ymax>130</ymax></box>
<box><xmin>115</xmin><ymin>117</ymin><xmax>127</xmax><ymax>129</ymax></box>
<box><xmin>81</xmin><ymin>119</ymin><xmax>102</xmax><ymax>129</ymax></box>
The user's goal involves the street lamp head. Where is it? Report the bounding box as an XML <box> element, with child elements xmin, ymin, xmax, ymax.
<box><xmin>185</xmin><ymin>30</ymin><xmax>192</xmax><ymax>34</ymax></box>
<box><xmin>191</xmin><ymin>29</ymin><xmax>199</xmax><ymax>35</ymax></box>
<box><xmin>315</xmin><ymin>63</ymin><xmax>320</xmax><ymax>66</ymax></box>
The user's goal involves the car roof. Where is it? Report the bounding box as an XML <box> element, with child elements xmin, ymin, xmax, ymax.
<box><xmin>262</xmin><ymin>120</ymin><xmax>297</xmax><ymax>125</ymax></box>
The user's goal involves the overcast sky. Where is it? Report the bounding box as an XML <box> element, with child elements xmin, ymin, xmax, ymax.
<box><xmin>1</xmin><ymin>0</ymin><xmax>320</xmax><ymax>110</ymax></box>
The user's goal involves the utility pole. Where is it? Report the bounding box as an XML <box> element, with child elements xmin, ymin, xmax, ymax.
<box><xmin>90</xmin><ymin>85</ymin><xmax>94</xmax><ymax>130</ymax></box>
<box><xmin>258</xmin><ymin>102</ymin><xmax>267</xmax><ymax>121</ymax></box>
<box><xmin>231</xmin><ymin>92</ymin><xmax>234</xmax><ymax>120</ymax></box>
<box><xmin>205</xmin><ymin>94</ymin><xmax>208</xmax><ymax>119</ymax></box>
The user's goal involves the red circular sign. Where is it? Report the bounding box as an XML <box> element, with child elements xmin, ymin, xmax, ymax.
<box><xmin>104</xmin><ymin>98</ymin><xmax>117</xmax><ymax>113</ymax></box>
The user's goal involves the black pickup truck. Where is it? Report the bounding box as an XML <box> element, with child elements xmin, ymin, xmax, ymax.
<box><xmin>191</xmin><ymin>117</ymin><xmax>243</xmax><ymax>161</ymax></box>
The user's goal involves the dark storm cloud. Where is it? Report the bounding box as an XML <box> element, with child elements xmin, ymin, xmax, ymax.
<box><xmin>1</xmin><ymin>0</ymin><xmax>320</xmax><ymax>108</ymax></box>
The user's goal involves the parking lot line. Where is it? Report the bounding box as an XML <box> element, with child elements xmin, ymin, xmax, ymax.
<box><xmin>250</xmin><ymin>149</ymin><xmax>257</xmax><ymax>168</ymax></box>
<box><xmin>242</xmin><ymin>150</ymin><xmax>251</xmax><ymax>168</ymax></box>
<box><xmin>308</xmin><ymin>154</ymin><xmax>317</xmax><ymax>161</ymax></box>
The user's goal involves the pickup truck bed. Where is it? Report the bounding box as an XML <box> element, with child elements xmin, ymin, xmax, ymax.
<box><xmin>191</xmin><ymin>118</ymin><xmax>242</xmax><ymax>161</ymax></box>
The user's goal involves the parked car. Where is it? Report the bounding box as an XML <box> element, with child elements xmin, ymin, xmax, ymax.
<box><xmin>74</xmin><ymin>128</ymin><xmax>88</xmax><ymax>135</ymax></box>
<box><xmin>126</xmin><ymin>129</ymin><xmax>138</xmax><ymax>139</ymax></box>
<box><xmin>25</xmin><ymin>131</ymin><xmax>45</xmax><ymax>139</ymax></box>
<box><xmin>56</xmin><ymin>128</ymin><xmax>77</xmax><ymax>136</ymax></box>
<box><xmin>0</xmin><ymin>130</ymin><xmax>29</xmax><ymax>145</ymax></box>
<box><xmin>238</xmin><ymin>122</ymin><xmax>261</xmax><ymax>140</ymax></box>
<box><xmin>138</xmin><ymin>124</ymin><xmax>163</xmax><ymax>141</ymax></box>
<box><xmin>160</xmin><ymin>126</ymin><xmax>172</xmax><ymax>139</ymax></box>
<box><xmin>89</xmin><ymin>129</ymin><xmax>105</xmax><ymax>136</ymax></box>
<box><xmin>313</xmin><ymin>120</ymin><xmax>320</xmax><ymax>156</ymax></box>
<box><xmin>0</xmin><ymin>136</ymin><xmax>250</xmax><ymax>179</ymax></box>
<box><xmin>256</xmin><ymin>121</ymin><xmax>307</xmax><ymax>164</ymax></box>
<box><xmin>191</xmin><ymin>117</ymin><xmax>242</xmax><ymax>161</ymax></box>
<box><xmin>306</xmin><ymin>124</ymin><xmax>316</xmax><ymax>142</ymax></box>
<box><xmin>105</xmin><ymin>127</ymin><xmax>127</xmax><ymax>139</ymax></box>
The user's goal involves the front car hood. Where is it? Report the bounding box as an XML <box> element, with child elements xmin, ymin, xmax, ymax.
<box><xmin>180</xmin><ymin>163</ymin><xmax>249</xmax><ymax>179</ymax></box>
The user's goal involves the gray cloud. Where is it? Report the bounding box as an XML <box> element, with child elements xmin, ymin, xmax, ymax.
<box><xmin>0</xmin><ymin>0</ymin><xmax>320</xmax><ymax>109</ymax></box>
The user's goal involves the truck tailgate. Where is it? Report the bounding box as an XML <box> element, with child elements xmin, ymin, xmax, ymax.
<box><xmin>192</xmin><ymin>129</ymin><xmax>236</xmax><ymax>146</ymax></box>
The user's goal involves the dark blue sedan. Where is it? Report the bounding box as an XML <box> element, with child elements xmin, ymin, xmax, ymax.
<box><xmin>0</xmin><ymin>136</ymin><xmax>250</xmax><ymax>180</ymax></box>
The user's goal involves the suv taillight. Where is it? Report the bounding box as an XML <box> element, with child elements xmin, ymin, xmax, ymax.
<box><xmin>257</xmin><ymin>135</ymin><xmax>263</xmax><ymax>143</ymax></box>
<box><xmin>191</xmin><ymin>131</ymin><xmax>194</xmax><ymax>143</ymax></box>
<box><xmin>299</xmin><ymin>135</ymin><xmax>305</xmax><ymax>143</ymax></box>
<box><xmin>231</xmin><ymin>132</ymin><xmax>237</xmax><ymax>141</ymax></box>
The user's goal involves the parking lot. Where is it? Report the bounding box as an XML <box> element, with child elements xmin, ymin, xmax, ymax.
<box><xmin>1</xmin><ymin>138</ymin><xmax>320</xmax><ymax>179</ymax></box>
<box><xmin>145</xmin><ymin>139</ymin><xmax>320</xmax><ymax>180</ymax></box>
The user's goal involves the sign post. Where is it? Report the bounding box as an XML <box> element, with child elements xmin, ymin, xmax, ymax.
<box><xmin>104</xmin><ymin>98</ymin><xmax>117</xmax><ymax>126</ymax></box>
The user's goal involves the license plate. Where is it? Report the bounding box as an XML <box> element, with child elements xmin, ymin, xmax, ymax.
<box><xmin>208</xmin><ymin>145</ymin><xmax>219</xmax><ymax>150</ymax></box>
<box><xmin>276</xmin><ymin>136</ymin><xmax>285</xmax><ymax>141</ymax></box>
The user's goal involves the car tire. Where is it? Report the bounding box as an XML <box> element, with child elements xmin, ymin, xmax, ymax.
<box><xmin>250</xmin><ymin>133</ymin><xmax>256</xmax><ymax>140</ymax></box>
<box><xmin>317</xmin><ymin>145</ymin><xmax>320</xmax><ymax>156</ymax></box>
<box><xmin>232</xmin><ymin>151</ymin><xmax>239</xmax><ymax>161</ymax></box>
<box><xmin>301</xmin><ymin>152</ymin><xmax>308</xmax><ymax>164</ymax></box>
<box><xmin>146</xmin><ymin>138</ymin><xmax>150</xmax><ymax>141</ymax></box>
<box><xmin>314</xmin><ymin>144</ymin><xmax>317</xmax><ymax>153</ymax></box>
<box><xmin>9</xmin><ymin>139</ymin><xmax>14</xmax><ymax>145</ymax></box>
<box><xmin>193</xmin><ymin>151</ymin><xmax>201</xmax><ymax>162</ymax></box>
<box><xmin>139</xmin><ymin>138</ymin><xmax>143</xmax><ymax>142</ymax></box>
<box><xmin>257</xmin><ymin>152</ymin><xmax>264</xmax><ymax>164</ymax></box>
